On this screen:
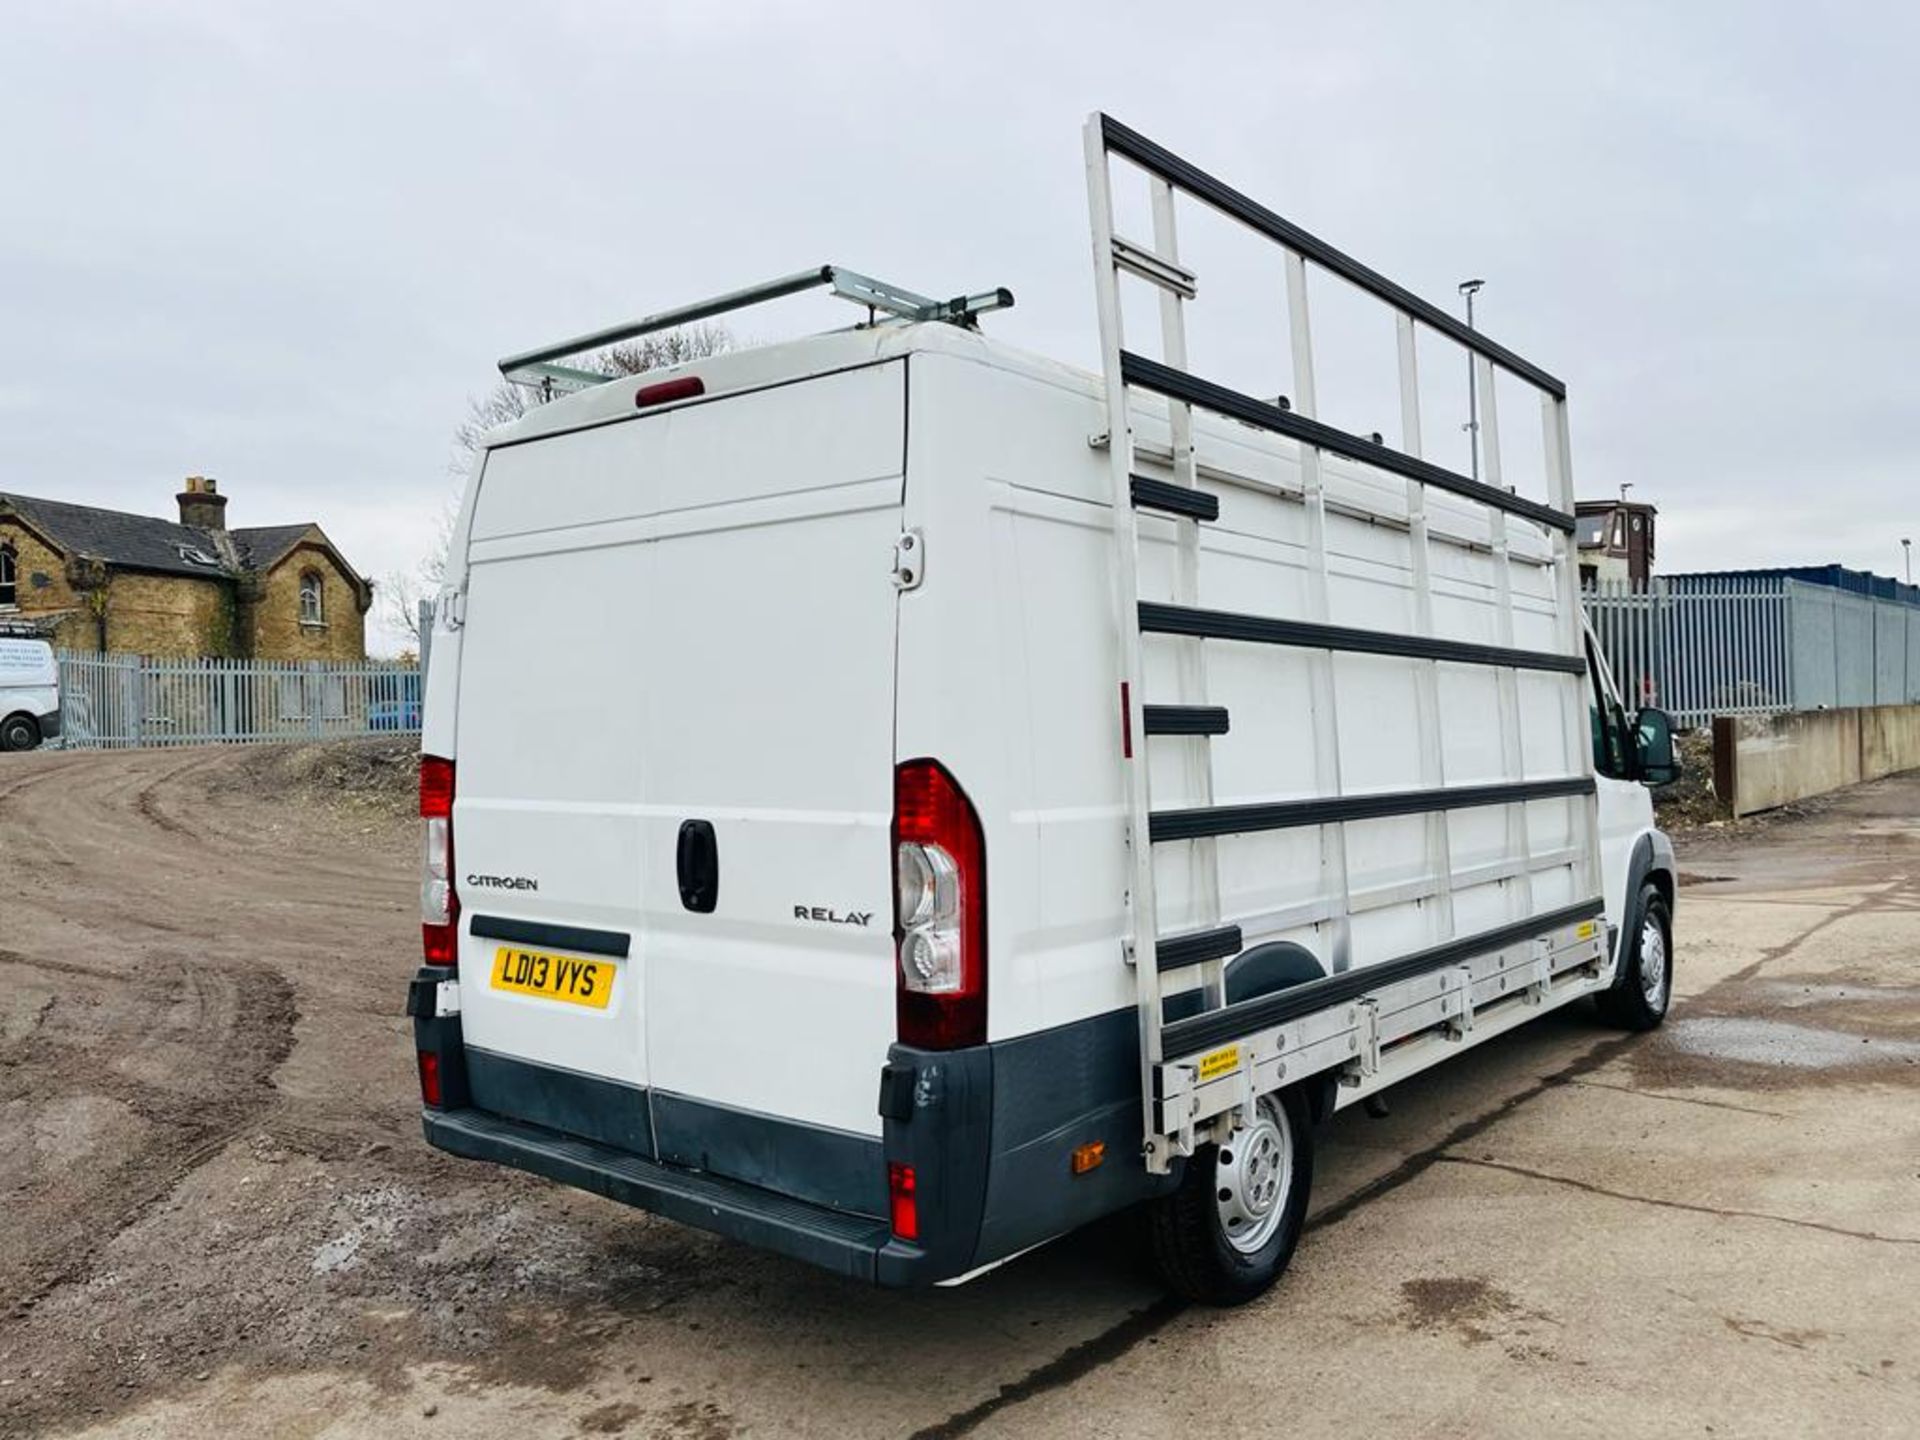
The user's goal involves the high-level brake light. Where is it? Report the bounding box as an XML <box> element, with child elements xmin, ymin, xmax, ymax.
<box><xmin>893</xmin><ymin>759</ymin><xmax>986</xmax><ymax>1049</ymax></box>
<box><xmin>420</xmin><ymin>755</ymin><xmax>458</xmax><ymax>967</ymax></box>
<box><xmin>634</xmin><ymin>375</ymin><xmax>705</xmax><ymax>408</ymax></box>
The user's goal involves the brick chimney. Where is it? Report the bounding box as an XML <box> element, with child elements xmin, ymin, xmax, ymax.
<box><xmin>177</xmin><ymin>475</ymin><xmax>228</xmax><ymax>531</ymax></box>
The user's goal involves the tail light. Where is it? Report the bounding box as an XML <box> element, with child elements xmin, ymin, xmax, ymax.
<box><xmin>416</xmin><ymin>1049</ymin><xmax>443</xmax><ymax>1108</ymax></box>
<box><xmin>420</xmin><ymin>755</ymin><xmax>458</xmax><ymax>967</ymax></box>
<box><xmin>893</xmin><ymin>759</ymin><xmax>985</xmax><ymax>1049</ymax></box>
<box><xmin>887</xmin><ymin>1162</ymin><xmax>919</xmax><ymax>1241</ymax></box>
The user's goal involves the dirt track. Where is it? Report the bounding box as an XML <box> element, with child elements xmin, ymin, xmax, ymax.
<box><xmin>1</xmin><ymin>745</ymin><xmax>1916</xmax><ymax>1438</ymax></box>
<box><xmin>0</xmin><ymin>745</ymin><xmax>701</xmax><ymax>1432</ymax></box>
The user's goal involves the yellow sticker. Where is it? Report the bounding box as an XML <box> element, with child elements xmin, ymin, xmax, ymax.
<box><xmin>1575</xmin><ymin>921</ymin><xmax>1598</xmax><ymax>941</ymax></box>
<box><xmin>1197</xmin><ymin>1045</ymin><xmax>1241</xmax><ymax>1082</ymax></box>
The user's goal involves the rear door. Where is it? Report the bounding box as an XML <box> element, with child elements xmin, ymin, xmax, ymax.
<box><xmin>452</xmin><ymin>362</ymin><xmax>904</xmax><ymax>1191</ymax></box>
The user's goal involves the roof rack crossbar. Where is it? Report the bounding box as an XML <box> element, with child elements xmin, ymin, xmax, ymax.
<box><xmin>498</xmin><ymin>265</ymin><xmax>1013</xmax><ymax>383</ymax></box>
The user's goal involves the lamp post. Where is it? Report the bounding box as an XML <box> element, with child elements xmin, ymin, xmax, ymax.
<box><xmin>1903</xmin><ymin>537</ymin><xmax>1912</xmax><ymax>586</ymax></box>
<box><xmin>1459</xmin><ymin>279</ymin><xmax>1485</xmax><ymax>481</ymax></box>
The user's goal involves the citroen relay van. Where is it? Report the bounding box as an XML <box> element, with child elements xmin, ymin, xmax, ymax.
<box><xmin>408</xmin><ymin>116</ymin><xmax>1679</xmax><ymax>1303</ymax></box>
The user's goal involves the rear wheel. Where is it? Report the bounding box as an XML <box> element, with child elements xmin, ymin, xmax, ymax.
<box><xmin>0</xmin><ymin>714</ymin><xmax>39</xmax><ymax>752</ymax></box>
<box><xmin>1146</xmin><ymin>1087</ymin><xmax>1313</xmax><ymax>1305</ymax></box>
<box><xmin>1596</xmin><ymin>883</ymin><xmax>1672</xmax><ymax>1030</ymax></box>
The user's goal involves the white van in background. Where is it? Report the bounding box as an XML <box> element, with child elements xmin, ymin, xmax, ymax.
<box><xmin>0</xmin><ymin>638</ymin><xmax>59</xmax><ymax>751</ymax></box>
<box><xmin>407</xmin><ymin>117</ymin><xmax>1680</xmax><ymax>1303</ymax></box>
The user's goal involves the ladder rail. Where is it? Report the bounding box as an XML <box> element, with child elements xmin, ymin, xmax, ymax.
<box><xmin>1477</xmin><ymin>356</ymin><xmax>1537</xmax><ymax>927</ymax></box>
<box><xmin>1121</xmin><ymin>435</ymin><xmax>1565</xmax><ymax>565</ymax></box>
<box><xmin>1120</xmin><ymin>353</ymin><xmax>1575</xmax><ymax>534</ymax></box>
<box><xmin>1396</xmin><ymin>314</ymin><xmax>1458</xmax><ymax>945</ymax></box>
<box><xmin>1096</xmin><ymin>114</ymin><xmax>1566</xmax><ymax>399</ymax></box>
<box><xmin>1545</xmin><ymin>393</ymin><xmax>1609</xmax><ymax>909</ymax></box>
<box><xmin>1150</xmin><ymin>174</ymin><xmax>1228</xmax><ymax>1018</ymax></box>
<box><xmin>1083</xmin><ymin>117</ymin><xmax>1173</xmax><ymax>1168</ymax></box>
<box><xmin>1284</xmin><ymin>250</ymin><xmax>1354</xmax><ymax>977</ymax></box>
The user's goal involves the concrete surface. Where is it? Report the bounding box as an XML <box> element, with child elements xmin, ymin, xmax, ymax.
<box><xmin>0</xmin><ymin>747</ymin><xmax>1915</xmax><ymax>1439</ymax></box>
<box><xmin>1715</xmin><ymin>701</ymin><xmax>1920</xmax><ymax>816</ymax></box>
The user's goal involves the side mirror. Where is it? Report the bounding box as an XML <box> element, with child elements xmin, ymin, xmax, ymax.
<box><xmin>1634</xmin><ymin>707</ymin><xmax>1681</xmax><ymax>787</ymax></box>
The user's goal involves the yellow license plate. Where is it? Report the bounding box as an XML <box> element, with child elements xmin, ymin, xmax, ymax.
<box><xmin>490</xmin><ymin>946</ymin><xmax>615</xmax><ymax>1009</ymax></box>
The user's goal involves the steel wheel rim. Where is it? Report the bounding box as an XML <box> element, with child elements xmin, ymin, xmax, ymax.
<box><xmin>1213</xmin><ymin>1097</ymin><xmax>1293</xmax><ymax>1255</ymax></box>
<box><xmin>1639</xmin><ymin>917</ymin><xmax>1668</xmax><ymax>1008</ymax></box>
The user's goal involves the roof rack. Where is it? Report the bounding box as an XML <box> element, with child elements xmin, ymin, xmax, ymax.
<box><xmin>1082</xmin><ymin>112</ymin><xmax>1602</xmax><ymax>1174</ymax></box>
<box><xmin>498</xmin><ymin>265</ymin><xmax>1014</xmax><ymax>392</ymax></box>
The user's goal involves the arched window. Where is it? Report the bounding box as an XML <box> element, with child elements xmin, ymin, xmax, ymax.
<box><xmin>0</xmin><ymin>544</ymin><xmax>16</xmax><ymax>608</ymax></box>
<box><xmin>299</xmin><ymin>569</ymin><xmax>324</xmax><ymax>624</ymax></box>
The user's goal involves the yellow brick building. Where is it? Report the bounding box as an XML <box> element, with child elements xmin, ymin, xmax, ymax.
<box><xmin>0</xmin><ymin>479</ymin><xmax>370</xmax><ymax>659</ymax></box>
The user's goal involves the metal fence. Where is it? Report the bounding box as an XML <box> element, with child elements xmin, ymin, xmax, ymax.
<box><xmin>57</xmin><ymin>652</ymin><xmax>422</xmax><ymax>749</ymax></box>
<box><xmin>1585</xmin><ymin>578</ymin><xmax>1920</xmax><ymax>728</ymax></box>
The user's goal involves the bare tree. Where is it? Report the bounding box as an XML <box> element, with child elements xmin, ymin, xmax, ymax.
<box><xmin>451</xmin><ymin>322</ymin><xmax>733</xmax><ymax>465</ymax></box>
<box><xmin>378</xmin><ymin>493</ymin><xmax>457</xmax><ymax>645</ymax></box>
<box><xmin>383</xmin><ymin>322</ymin><xmax>733</xmax><ymax>645</ymax></box>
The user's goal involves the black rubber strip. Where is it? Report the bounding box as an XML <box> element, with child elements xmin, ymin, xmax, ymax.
<box><xmin>1141</xmin><ymin>704</ymin><xmax>1231</xmax><ymax>736</ymax></box>
<box><xmin>1150</xmin><ymin>776</ymin><xmax>1594</xmax><ymax>843</ymax></box>
<box><xmin>469</xmin><ymin>914</ymin><xmax>632</xmax><ymax>959</ymax></box>
<box><xmin>1129</xmin><ymin>474</ymin><xmax>1220</xmax><ymax>522</ymax></box>
<box><xmin>1154</xmin><ymin>924</ymin><xmax>1244</xmax><ymax>972</ymax></box>
<box><xmin>1099</xmin><ymin>114</ymin><xmax>1566</xmax><ymax>400</ymax></box>
<box><xmin>1162</xmin><ymin>897</ymin><xmax>1605</xmax><ymax>1058</ymax></box>
<box><xmin>424</xmin><ymin>1107</ymin><xmax>888</xmax><ymax>1282</ymax></box>
<box><xmin>1119</xmin><ymin>351</ymin><xmax>1574</xmax><ymax>534</ymax></box>
<box><xmin>1138</xmin><ymin>602</ymin><xmax>1587</xmax><ymax>675</ymax></box>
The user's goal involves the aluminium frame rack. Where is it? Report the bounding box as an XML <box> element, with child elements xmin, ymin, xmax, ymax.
<box><xmin>1083</xmin><ymin>113</ymin><xmax>1609</xmax><ymax>1173</ymax></box>
<box><xmin>498</xmin><ymin>264</ymin><xmax>1014</xmax><ymax>394</ymax></box>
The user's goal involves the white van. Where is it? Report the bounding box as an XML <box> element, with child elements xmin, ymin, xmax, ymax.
<box><xmin>410</xmin><ymin>117</ymin><xmax>1680</xmax><ymax>1303</ymax></box>
<box><xmin>0</xmin><ymin>637</ymin><xmax>60</xmax><ymax>751</ymax></box>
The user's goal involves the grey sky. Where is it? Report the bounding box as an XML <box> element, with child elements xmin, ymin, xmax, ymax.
<box><xmin>4</xmin><ymin>2</ymin><xmax>1916</xmax><ymax>652</ymax></box>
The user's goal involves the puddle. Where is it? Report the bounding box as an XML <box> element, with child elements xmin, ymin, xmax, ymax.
<box><xmin>1664</xmin><ymin>1016</ymin><xmax>1920</xmax><ymax>1070</ymax></box>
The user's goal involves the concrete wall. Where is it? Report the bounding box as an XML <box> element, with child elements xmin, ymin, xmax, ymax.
<box><xmin>1860</xmin><ymin>704</ymin><xmax>1920</xmax><ymax>780</ymax></box>
<box><xmin>1714</xmin><ymin>704</ymin><xmax>1920</xmax><ymax>817</ymax></box>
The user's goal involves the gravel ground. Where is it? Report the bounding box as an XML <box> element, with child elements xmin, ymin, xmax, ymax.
<box><xmin>0</xmin><ymin>744</ymin><xmax>1914</xmax><ymax>1438</ymax></box>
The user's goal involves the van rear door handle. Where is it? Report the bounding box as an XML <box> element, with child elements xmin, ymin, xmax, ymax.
<box><xmin>676</xmin><ymin>820</ymin><xmax>718</xmax><ymax>913</ymax></box>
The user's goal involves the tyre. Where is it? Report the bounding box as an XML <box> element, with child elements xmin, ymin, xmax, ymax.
<box><xmin>0</xmin><ymin>714</ymin><xmax>39</xmax><ymax>752</ymax></box>
<box><xmin>1596</xmin><ymin>882</ymin><xmax>1672</xmax><ymax>1031</ymax></box>
<box><xmin>1146</xmin><ymin>1086</ymin><xmax>1313</xmax><ymax>1305</ymax></box>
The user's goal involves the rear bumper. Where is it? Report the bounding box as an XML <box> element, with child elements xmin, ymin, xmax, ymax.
<box><xmin>36</xmin><ymin>709</ymin><xmax>60</xmax><ymax>740</ymax></box>
<box><xmin>410</xmin><ymin>968</ymin><xmax>1170</xmax><ymax>1287</ymax></box>
<box><xmin>424</xmin><ymin>1105</ymin><xmax>896</xmax><ymax>1281</ymax></box>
